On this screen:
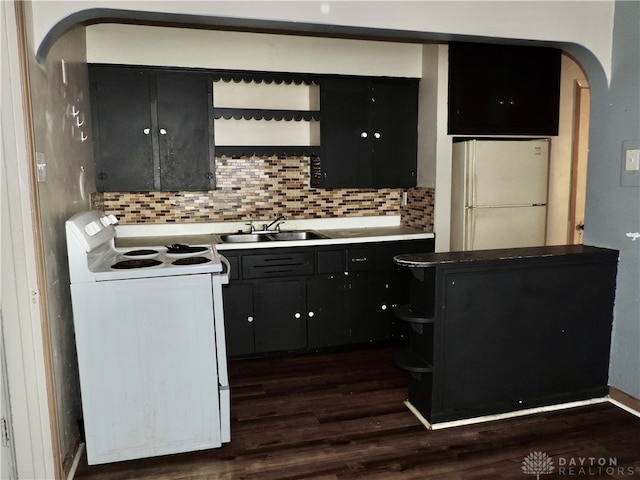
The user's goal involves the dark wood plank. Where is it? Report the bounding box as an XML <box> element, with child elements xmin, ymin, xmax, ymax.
<box><xmin>73</xmin><ymin>346</ymin><xmax>640</xmax><ymax>480</ymax></box>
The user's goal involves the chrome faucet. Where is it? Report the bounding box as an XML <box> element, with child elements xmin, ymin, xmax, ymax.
<box><xmin>263</xmin><ymin>215</ymin><xmax>287</xmax><ymax>232</ymax></box>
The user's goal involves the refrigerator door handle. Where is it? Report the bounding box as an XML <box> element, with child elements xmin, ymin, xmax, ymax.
<box><xmin>469</xmin><ymin>148</ymin><xmax>477</xmax><ymax>208</ymax></box>
<box><xmin>465</xmin><ymin>207</ymin><xmax>476</xmax><ymax>251</ymax></box>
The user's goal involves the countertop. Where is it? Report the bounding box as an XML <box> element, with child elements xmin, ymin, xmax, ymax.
<box><xmin>114</xmin><ymin>216</ymin><xmax>434</xmax><ymax>251</ymax></box>
<box><xmin>394</xmin><ymin>244</ymin><xmax>618</xmax><ymax>268</ymax></box>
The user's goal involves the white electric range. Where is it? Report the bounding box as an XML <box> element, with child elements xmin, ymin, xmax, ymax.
<box><xmin>66</xmin><ymin>210</ymin><xmax>230</xmax><ymax>465</ymax></box>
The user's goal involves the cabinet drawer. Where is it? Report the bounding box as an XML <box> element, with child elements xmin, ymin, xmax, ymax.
<box><xmin>317</xmin><ymin>249</ymin><xmax>343</xmax><ymax>274</ymax></box>
<box><xmin>242</xmin><ymin>252</ymin><xmax>314</xmax><ymax>279</ymax></box>
<box><xmin>345</xmin><ymin>248</ymin><xmax>374</xmax><ymax>272</ymax></box>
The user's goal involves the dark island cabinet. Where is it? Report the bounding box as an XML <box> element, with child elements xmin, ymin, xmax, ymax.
<box><xmin>221</xmin><ymin>238</ymin><xmax>434</xmax><ymax>358</ymax></box>
<box><xmin>448</xmin><ymin>42</ymin><xmax>561</xmax><ymax>136</ymax></box>
<box><xmin>89</xmin><ymin>65</ymin><xmax>214</xmax><ymax>192</ymax></box>
<box><xmin>314</xmin><ymin>76</ymin><xmax>419</xmax><ymax>188</ymax></box>
<box><xmin>393</xmin><ymin>245</ymin><xmax>618</xmax><ymax>425</ymax></box>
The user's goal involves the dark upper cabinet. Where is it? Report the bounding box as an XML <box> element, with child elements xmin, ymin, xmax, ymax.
<box><xmin>314</xmin><ymin>76</ymin><xmax>418</xmax><ymax>188</ymax></box>
<box><xmin>448</xmin><ymin>42</ymin><xmax>561</xmax><ymax>136</ymax></box>
<box><xmin>89</xmin><ymin>65</ymin><xmax>214</xmax><ymax>192</ymax></box>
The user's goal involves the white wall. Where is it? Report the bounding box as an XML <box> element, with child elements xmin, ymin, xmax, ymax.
<box><xmin>32</xmin><ymin>1</ymin><xmax>615</xmax><ymax>81</ymax></box>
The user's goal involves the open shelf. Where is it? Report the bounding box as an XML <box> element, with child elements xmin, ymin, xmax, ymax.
<box><xmin>393</xmin><ymin>304</ymin><xmax>434</xmax><ymax>324</ymax></box>
<box><xmin>394</xmin><ymin>349</ymin><xmax>433</xmax><ymax>374</ymax></box>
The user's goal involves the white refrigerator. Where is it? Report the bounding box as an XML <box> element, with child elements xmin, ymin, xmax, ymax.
<box><xmin>450</xmin><ymin>139</ymin><xmax>549</xmax><ymax>251</ymax></box>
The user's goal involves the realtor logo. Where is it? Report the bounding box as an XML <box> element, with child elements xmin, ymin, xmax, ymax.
<box><xmin>522</xmin><ymin>451</ymin><xmax>555</xmax><ymax>479</ymax></box>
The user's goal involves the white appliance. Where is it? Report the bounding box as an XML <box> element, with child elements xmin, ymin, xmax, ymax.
<box><xmin>66</xmin><ymin>210</ymin><xmax>230</xmax><ymax>465</ymax></box>
<box><xmin>450</xmin><ymin>138</ymin><xmax>550</xmax><ymax>251</ymax></box>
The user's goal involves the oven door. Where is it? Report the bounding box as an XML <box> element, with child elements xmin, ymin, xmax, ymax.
<box><xmin>71</xmin><ymin>274</ymin><xmax>221</xmax><ymax>464</ymax></box>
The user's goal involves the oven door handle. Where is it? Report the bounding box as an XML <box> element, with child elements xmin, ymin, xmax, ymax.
<box><xmin>219</xmin><ymin>254</ymin><xmax>231</xmax><ymax>285</ymax></box>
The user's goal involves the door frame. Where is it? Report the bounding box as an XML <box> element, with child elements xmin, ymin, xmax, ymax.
<box><xmin>568</xmin><ymin>79</ymin><xmax>590</xmax><ymax>244</ymax></box>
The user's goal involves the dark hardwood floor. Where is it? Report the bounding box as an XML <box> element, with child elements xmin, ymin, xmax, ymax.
<box><xmin>74</xmin><ymin>345</ymin><xmax>640</xmax><ymax>480</ymax></box>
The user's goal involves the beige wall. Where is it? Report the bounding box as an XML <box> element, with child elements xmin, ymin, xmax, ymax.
<box><xmin>547</xmin><ymin>54</ymin><xmax>589</xmax><ymax>245</ymax></box>
<box><xmin>86</xmin><ymin>23</ymin><xmax>423</xmax><ymax>77</ymax></box>
<box><xmin>28</xmin><ymin>23</ymin><xmax>95</xmax><ymax>466</ymax></box>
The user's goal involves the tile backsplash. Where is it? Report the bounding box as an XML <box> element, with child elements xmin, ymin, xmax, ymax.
<box><xmin>92</xmin><ymin>156</ymin><xmax>434</xmax><ymax>231</ymax></box>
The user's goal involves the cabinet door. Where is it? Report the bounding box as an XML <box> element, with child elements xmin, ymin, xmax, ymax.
<box><xmin>319</xmin><ymin>78</ymin><xmax>372</xmax><ymax>187</ymax></box>
<box><xmin>448</xmin><ymin>43</ymin><xmax>561</xmax><ymax>136</ymax></box>
<box><xmin>90</xmin><ymin>67</ymin><xmax>155</xmax><ymax>191</ymax></box>
<box><xmin>156</xmin><ymin>72</ymin><xmax>214</xmax><ymax>191</ymax></box>
<box><xmin>222</xmin><ymin>283</ymin><xmax>255</xmax><ymax>357</ymax></box>
<box><xmin>255</xmin><ymin>280</ymin><xmax>307</xmax><ymax>352</ymax></box>
<box><xmin>370</xmin><ymin>80</ymin><xmax>418</xmax><ymax>188</ymax></box>
<box><xmin>306</xmin><ymin>275</ymin><xmax>352</xmax><ymax>348</ymax></box>
<box><xmin>349</xmin><ymin>273</ymin><xmax>392</xmax><ymax>343</ymax></box>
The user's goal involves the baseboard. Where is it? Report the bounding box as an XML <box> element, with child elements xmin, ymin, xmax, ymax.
<box><xmin>65</xmin><ymin>442</ymin><xmax>85</xmax><ymax>480</ymax></box>
<box><xmin>405</xmin><ymin>397</ymin><xmax>609</xmax><ymax>430</ymax></box>
<box><xmin>608</xmin><ymin>386</ymin><xmax>640</xmax><ymax>418</ymax></box>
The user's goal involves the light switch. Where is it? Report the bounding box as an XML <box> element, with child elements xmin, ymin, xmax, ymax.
<box><xmin>36</xmin><ymin>152</ymin><xmax>46</xmax><ymax>182</ymax></box>
<box><xmin>625</xmin><ymin>149</ymin><xmax>640</xmax><ymax>171</ymax></box>
<box><xmin>621</xmin><ymin>140</ymin><xmax>640</xmax><ymax>187</ymax></box>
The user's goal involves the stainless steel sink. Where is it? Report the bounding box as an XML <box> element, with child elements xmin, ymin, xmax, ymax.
<box><xmin>269</xmin><ymin>231</ymin><xmax>328</xmax><ymax>241</ymax></box>
<box><xmin>219</xmin><ymin>230</ymin><xmax>328</xmax><ymax>243</ymax></box>
<box><xmin>219</xmin><ymin>233</ymin><xmax>272</xmax><ymax>243</ymax></box>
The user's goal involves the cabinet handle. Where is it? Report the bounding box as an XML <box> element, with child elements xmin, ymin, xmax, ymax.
<box><xmin>360</xmin><ymin>132</ymin><xmax>368</xmax><ymax>138</ymax></box>
<box><xmin>159</xmin><ymin>128</ymin><xmax>167</xmax><ymax>135</ymax></box>
<box><xmin>294</xmin><ymin>312</ymin><xmax>301</xmax><ymax>319</ymax></box>
<box><xmin>308</xmin><ymin>311</ymin><xmax>315</xmax><ymax>318</ymax></box>
<box><xmin>247</xmin><ymin>316</ymin><xmax>254</xmax><ymax>323</ymax></box>
<box><xmin>143</xmin><ymin>128</ymin><xmax>150</xmax><ymax>135</ymax></box>
<box><xmin>374</xmin><ymin>132</ymin><xmax>381</xmax><ymax>139</ymax></box>
<box><xmin>351</xmin><ymin>257</ymin><xmax>368</xmax><ymax>263</ymax></box>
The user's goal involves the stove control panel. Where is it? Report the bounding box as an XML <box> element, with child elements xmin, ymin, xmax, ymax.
<box><xmin>67</xmin><ymin>210</ymin><xmax>118</xmax><ymax>253</ymax></box>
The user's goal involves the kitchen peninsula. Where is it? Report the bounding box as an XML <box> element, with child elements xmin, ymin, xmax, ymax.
<box><xmin>393</xmin><ymin>245</ymin><xmax>619</xmax><ymax>426</ymax></box>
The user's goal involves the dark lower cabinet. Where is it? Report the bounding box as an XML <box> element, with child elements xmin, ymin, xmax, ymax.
<box><xmin>349</xmin><ymin>273</ymin><xmax>391</xmax><ymax>344</ymax></box>
<box><xmin>306</xmin><ymin>272</ymin><xmax>390</xmax><ymax>348</ymax></box>
<box><xmin>393</xmin><ymin>245</ymin><xmax>619</xmax><ymax>425</ymax></box>
<box><xmin>222</xmin><ymin>238</ymin><xmax>434</xmax><ymax>358</ymax></box>
<box><xmin>255</xmin><ymin>280</ymin><xmax>307</xmax><ymax>353</ymax></box>
<box><xmin>222</xmin><ymin>283</ymin><xmax>255</xmax><ymax>357</ymax></box>
<box><xmin>307</xmin><ymin>275</ymin><xmax>351</xmax><ymax>348</ymax></box>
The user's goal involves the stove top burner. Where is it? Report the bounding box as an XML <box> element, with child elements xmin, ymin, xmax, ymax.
<box><xmin>166</xmin><ymin>244</ymin><xmax>208</xmax><ymax>255</ymax></box>
<box><xmin>172</xmin><ymin>256</ymin><xmax>212</xmax><ymax>266</ymax></box>
<box><xmin>111</xmin><ymin>259</ymin><xmax>162</xmax><ymax>269</ymax></box>
<box><xmin>123</xmin><ymin>249</ymin><xmax>159</xmax><ymax>257</ymax></box>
